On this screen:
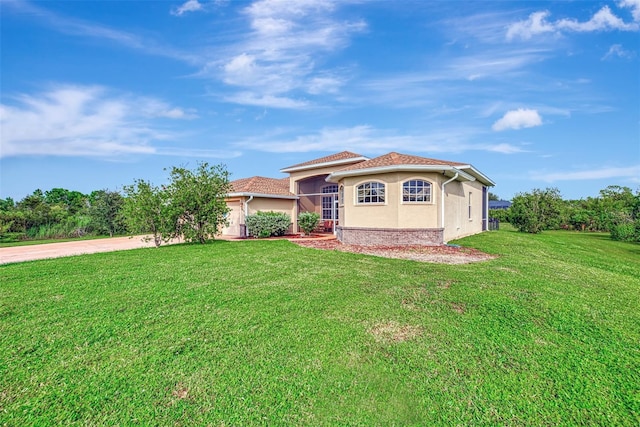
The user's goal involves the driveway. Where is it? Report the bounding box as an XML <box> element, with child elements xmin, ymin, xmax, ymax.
<box><xmin>0</xmin><ymin>236</ymin><xmax>180</xmax><ymax>265</ymax></box>
<box><xmin>0</xmin><ymin>234</ymin><xmax>336</xmax><ymax>265</ymax></box>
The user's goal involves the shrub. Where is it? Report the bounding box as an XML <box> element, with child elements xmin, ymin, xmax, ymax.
<box><xmin>245</xmin><ymin>211</ymin><xmax>291</xmax><ymax>238</ymax></box>
<box><xmin>489</xmin><ymin>208</ymin><xmax>510</xmax><ymax>223</ymax></box>
<box><xmin>298</xmin><ymin>212</ymin><xmax>320</xmax><ymax>236</ymax></box>
<box><xmin>610</xmin><ymin>219</ymin><xmax>640</xmax><ymax>242</ymax></box>
<box><xmin>510</xmin><ymin>188</ymin><xmax>564</xmax><ymax>234</ymax></box>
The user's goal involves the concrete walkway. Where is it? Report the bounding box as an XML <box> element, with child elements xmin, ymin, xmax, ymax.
<box><xmin>0</xmin><ymin>234</ymin><xmax>336</xmax><ymax>265</ymax></box>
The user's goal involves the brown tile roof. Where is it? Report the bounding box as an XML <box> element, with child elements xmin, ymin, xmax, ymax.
<box><xmin>281</xmin><ymin>151</ymin><xmax>367</xmax><ymax>171</ymax></box>
<box><xmin>230</xmin><ymin>176</ymin><xmax>294</xmax><ymax>197</ymax></box>
<box><xmin>335</xmin><ymin>152</ymin><xmax>467</xmax><ymax>172</ymax></box>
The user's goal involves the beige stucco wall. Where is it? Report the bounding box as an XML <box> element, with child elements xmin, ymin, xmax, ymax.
<box><xmin>442</xmin><ymin>180</ymin><xmax>485</xmax><ymax>242</ymax></box>
<box><xmin>339</xmin><ymin>172</ymin><xmax>487</xmax><ymax>242</ymax></box>
<box><xmin>221</xmin><ymin>197</ymin><xmax>295</xmax><ymax>237</ymax></box>
<box><xmin>341</xmin><ymin>172</ymin><xmax>441</xmax><ymax>229</ymax></box>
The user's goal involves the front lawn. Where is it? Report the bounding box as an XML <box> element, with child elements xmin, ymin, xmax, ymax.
<box><xmin>1</xmin><ymin>229</ymin><xmax>638</xmax><ymax>425</ymax></box>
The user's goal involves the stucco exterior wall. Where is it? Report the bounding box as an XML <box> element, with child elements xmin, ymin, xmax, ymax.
<box><xmin>221</xmin><ymin>197</ymin><xmax>295</xmax><ymax>237</ymax></box>
<box><xmin>337</xmin><ymin>171</ymin><xmax>487</xmax><ymax>244</ymax></box>
<box><xmin>442</xmin><ymin>180</ymin><xmax>485</xmax><ymax>242</ymax></box>
<box><xmin>341</xmin><ymin>172</ymin><xmax>442</xmax><ymax>229</ymax></box>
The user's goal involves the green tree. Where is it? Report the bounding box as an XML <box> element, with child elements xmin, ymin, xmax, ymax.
<box><xmin>510</xmin><ymin>187</ymin><xmax>564</xmax><ymax>234</ymax></box>
<box><xmin>89</xmin><ymin>190</ymin><xmax>126</xmax><ymax>237</ymax></box>
<box><xmin>45</xmin><ymin>188</ymin><xmax>87</xmax><ymax>214</ymax></box>
<box><xmin>488</xmin><ymin>192</ymin><xmax>500</xmax><ymax>201</ymax></box>
<box><xmin>165</xmin><ymin>163</ymin><xmax>231</xmax><ymax>244</ymax></box>
<box><xmin>122</xmin><ymin>180</ymin><xmax>171</xmax><ymax>247</ymax></box>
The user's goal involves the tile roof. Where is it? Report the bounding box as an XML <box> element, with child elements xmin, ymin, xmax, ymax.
<box><xmin>281</xmin><ymin>151</ymin><xmax>366</xmax><ymax>171</ymax></box>
<box><xmin>230</xmin><ymin>176</ymin><xmax>294</xmax><ymax>197</ymax></box>
<box><xmin>335</xmin><ymin>152</ymin><xmax>467</xmax><ymax>172</ymax></box>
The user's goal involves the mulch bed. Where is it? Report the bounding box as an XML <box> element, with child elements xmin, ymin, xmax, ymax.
<box><xmin>290</xmin><ymin>239</ymin><xmax>496</xmax><ymax>264</ymax></box>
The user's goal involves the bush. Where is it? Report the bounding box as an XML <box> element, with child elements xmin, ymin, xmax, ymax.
<box><xmin>510</xmin><ymin>188</ymin><xmax>564</xmax><ymax>234</ymax></box>
<box><xmin>610</xmin><ymin>219</ymin><xmax>640</xmax><ymax>242</ymax></box>
<box><xmin>489</xmin><ymin>208</ymin><xmax>510</xmax><ymax>223</ymax></box>
<box><xmin>245</xmin><ymin>211</ymin><xmax>291</xmax><ymax>238</ymax></box>
<box><xmin>298</xmin><ymin>212</ymin><xmax>320</xmax><ymax>236</ymax></box>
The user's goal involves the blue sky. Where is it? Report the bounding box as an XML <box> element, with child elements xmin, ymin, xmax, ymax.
<box><xmin>1</xmin><ymin>0</ymin><xmax>639</xmax><ymax>201</ymax></box>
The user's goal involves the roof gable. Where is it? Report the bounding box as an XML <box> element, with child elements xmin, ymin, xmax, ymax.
<box><xmin>280</xmin><ymin>151</ymin><xmax>368</xmax><ymax>172</ymax></box>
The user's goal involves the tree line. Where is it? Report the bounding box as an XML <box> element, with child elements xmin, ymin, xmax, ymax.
<box><xmin>489</xmin><ymin>185</ymin><xmax>640</xmax><ymax>242</ymax></box>
<box><xmin>0</xmin><ymin>163</ymin><xmax>231</xmax><ymax>245</ymax></box>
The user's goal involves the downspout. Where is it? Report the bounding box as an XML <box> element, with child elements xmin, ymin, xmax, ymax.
<box><xmin>440</xmin><ymin>172</ymin><xmax>459</xmax><ymax>229</ymax></box>
<box><xmin>243</xmin><ymin>195</ymin><xmax>254</xmax><ymax>238</ymax></box>
<box><xmin>243</xmin><ymin>195</ymin><xmax>254</xmax><ymax>219</ymax></box>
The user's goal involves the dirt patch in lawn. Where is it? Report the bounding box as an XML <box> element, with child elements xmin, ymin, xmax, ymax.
<box><xmin>291</xmin><ymin>239</ymin><xmax>496</xmax><ymax>264</ymax></box>
<box><xmin>369</xmin><ymin>321</ymin><xmax>423</xmax><ymax>343</ymax></box>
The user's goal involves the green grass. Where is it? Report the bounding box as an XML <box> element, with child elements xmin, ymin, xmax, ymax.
<box><xmin>1</xmin><ymin>229</ymin><xmax>638</xmax><ymax>425</ymax></box>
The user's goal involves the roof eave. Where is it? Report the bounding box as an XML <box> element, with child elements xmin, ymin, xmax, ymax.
<box><xmin>227</xmin><ymin>192</ymin><xmax>298</xmax><ymax>200</ymax></box>
<box><xmin>456</xmin><ymin>165</ymin><xmax>496</xmax><ymax>186</ymax></box>
<box><xmin>280</xmin><ymin>156</ymin><xmax>369</xmax><ymax>173</ymax></box>
<box><xmin>326</xmin><ymin>165</ymin><xmax>476</xmax><ymax>183</ymax></box>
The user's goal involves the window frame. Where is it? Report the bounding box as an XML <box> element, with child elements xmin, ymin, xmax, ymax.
<box><xmin>401</xmin><ymin>179</ymin><xmax>433</xmax><ymax>204</ymax></box>
<box><xmin>355</xmin><ymin>181</ymin><xmax>386</xmax><ymax>205</ymax></box>
<box><xmin>321</xmin><ymin>185</ymin><xmax>339</xmax><ymax>220</ymax></box>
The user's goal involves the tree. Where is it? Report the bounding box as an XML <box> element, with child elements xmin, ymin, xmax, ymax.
<box><xmin>89</xmin><ymin>190</ymin><xmax>126</xmax><ymax>237</ymax></box>
<box><xmin>510</xmin><ymin>187</ymin><xmax>564</xmax><ymax>233</ymax></box>
<box><xmin>45</xmin><ymin>188</ymin><xmax>87</xmax><ymax>214</ymax></box>
<box><xmin>488</xmin><ymin>192</ymin><xmax>500</xmax><ymax>201</ymax></box>
<box><xmin>122</xmin><ymin>180</ymin><xmax>171</xmax><ymax>247</ymax></box>
<box><xmin>165</xmin><ymin>163</ymin><xmax>231</xmax><ymax>244</ymax></box>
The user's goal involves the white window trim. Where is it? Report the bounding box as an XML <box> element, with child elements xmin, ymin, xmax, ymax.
<box><xmin>354</xmin><ymin>180</ymin><xmax>387</xmax><ymax>205</ymax></box>
<box><xmin>400</xmin><ymin>178</ymin><xmax>434</xmax><ymax>205</ymax></box>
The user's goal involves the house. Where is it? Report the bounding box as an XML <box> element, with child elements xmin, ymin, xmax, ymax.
<box><xmin>222</xmin><ymin>151</ymin><xmax>495</xmax><ymax>245</ymax></box>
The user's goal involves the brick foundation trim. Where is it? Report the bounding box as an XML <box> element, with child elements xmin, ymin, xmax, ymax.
<box><xmin>336</xmin><ymin>226</ymin><xmax>444</xmax><ymax>246</ymax></box>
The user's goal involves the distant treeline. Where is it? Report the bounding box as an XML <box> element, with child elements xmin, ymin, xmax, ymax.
<box><xmin>489</xmin><ymin>186</ymin><xmax>640</xmax><ymax>242</ymax></box>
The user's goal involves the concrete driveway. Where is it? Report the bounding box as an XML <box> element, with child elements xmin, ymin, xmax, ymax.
<box><xmin>0</xmin><ymin>236</ymin><xmax>178</xmax><ymax>265</ymax></box>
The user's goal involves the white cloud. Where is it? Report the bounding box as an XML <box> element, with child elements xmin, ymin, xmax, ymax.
<box><xmin>171</xmin><ymin>0</ymin><xmax>204</xmax><ymax>16</ymax></box>
<box><xmin>531</xmin><ymin>165</ymin><xmax>640</xmax><ymax>182</ymax></box>
<box><xmin>602</xmin><ymin>44</ymin><xmax>635</xmax><ymax>59</ymax></box>
<box><xmin>214</xmin><ymin>0</ymin><xmax>366</xmax><ymax>108</ymax></box>
<box><xmin>506</xmin><ymin>11</ymin><xmax>557</xmax><ymax>40</ymax></box>
<box><xmin>492</xmin><ymin>109</ymin><xmax>543</xmax><ymax>131</ymax></box>
<box><xmin>0</xmin><ymin>85</ymin><xmax>219</xmax><ymax>159</ymax></box>
<box><xmin>619</xmin><ymin>0</ymin><xmax>640</xmax><ymax>21</ymax></box>
<box><xmin>556</xmin><ymin>6</ymin><xmax>637</xmax><ymax>32</ymax></box>
<box><xmin>224</xmin><ymin>92</ymin><xmax>308</xmax><ymax>109</ymax></box>
<box><xmin>235</xmin><ymin>125</ymin><xmax>526</xmax><ymax>155</ymax></box>
<box><xmin>507</xmin><ymin>3</ymin><xmax>640</xmax><ymax>40</ymax></box>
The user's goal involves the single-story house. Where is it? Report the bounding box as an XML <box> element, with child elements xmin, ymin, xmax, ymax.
<box><xmin>222</xmin><ymin>151</ymin><xmax>495</xmax><ymax>245</ymax></box>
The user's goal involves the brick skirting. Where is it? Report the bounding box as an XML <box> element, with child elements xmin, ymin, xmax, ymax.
<box><xmin>336</xmin><ymin>226</ymin><xmax>444</xmax><ymax>246</ymax></box>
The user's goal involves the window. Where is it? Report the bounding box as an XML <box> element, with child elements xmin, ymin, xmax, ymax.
<box><xmin>468</xmin><ymin>192</ymin><xmax>472</xmax><ymax>219</ymax></box>
<box><xmin>322</xmin><ymin>185</ymin><xmax>338</xmax><ymax>220</ymax></box>
<box><xmin>338</xmin><ymin>185</ymin><xmax>344</xmax><ymax>206</ymax></box>
<box><xmin>402</xmin><ymin>180</ymin><xmax>432</xmax><ymax>203</ymax></box>
<box><xmin>356</xmin><ymin>182</ymin><xmax>385</xmax><ymax>204</ymax></box>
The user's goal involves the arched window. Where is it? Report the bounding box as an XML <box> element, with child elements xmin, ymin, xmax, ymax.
<box><xmin>322</xmin><ymin>185</ymin><xmax>338</xmax><ymax>220</ymax></box>
<box><xmin>402</xmin><ymin>180</ymin><xmax>432</xmax><ymax>203</ymax></box>
<box><xmin>338</xmin><ymin>185</ymin><xmax>344</xmax><ymax>206</ymax></box>
<box><xmin>356</xmin><ymin>182</ymin><xmax>385</xmax><ymax>204</ymax></box>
